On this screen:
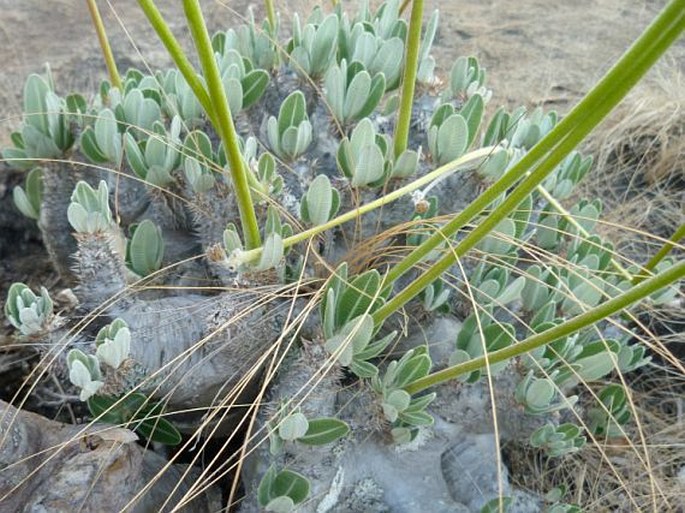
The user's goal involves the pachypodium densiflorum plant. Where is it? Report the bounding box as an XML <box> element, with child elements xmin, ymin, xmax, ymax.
<box><xmin>3</xmin><ymin>0</ymin><xmax>684</xmax><ymax>511</ymax></box>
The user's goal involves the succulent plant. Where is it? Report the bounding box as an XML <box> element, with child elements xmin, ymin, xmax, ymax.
<box><xmin>2</xmin><ymin>1</ymin><xmax>683</xmax><ymax>511</ymax></box>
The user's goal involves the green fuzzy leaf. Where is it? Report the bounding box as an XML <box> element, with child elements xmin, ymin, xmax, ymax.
<box><xmin>94</xmin><ymin>108</ymin><xmax>121</xmax><ymax>163</ymax></box>
<box><xmin>87</xmin><ymin>395</ymin><xmax>124</xmax><ymax>425</ymax></box>
<box><xmin>436</xmin><ymin>114</ymin><xmax>469</xmax><ymax>165</ymax></box>
<box><xmin>278</xmin><ymin>91</ymin><xmax>307</xmax><ymax>137</ymax></box>
<box><xmin>399</xmin><ymin>410</ymin><xmax>434</xmax><ymax>427</ymax></box>
<box><xmin>395</xmin><ymin>353</ymin><xmax>431</xmax><ymax>387</ymax></box>
<box><xmin>303</xmin><ymin>174</ymin><xmax>335</xmax><ymax>225</ymax></box>
<box><xmin>127</xmin><ymin>219</ymin><xmax>164</xmax><ymax>276</ymax></box>
<box><xmin>80</xmin><ymin>127</ymin><xmax>109</xmax><ymax>164</ymax></box>
<box><xmin>278</xmin><ymin>412</ymin><xmax>309</xmax><ymax>441</ymax></box>
<box><xmin>124</xmin><ymin>132</ymin><xmax>148</xmax><ymax>179</ymax></box>
<box><xmin>12</xmin><ymin>167</ymin><xmax>43</xmax><ymax>220</ymax></box>
<box><xmin>310</xmin><ymin>14</ymin><xmax>339</xmax><ymax>76</ymax></box>
<box><xmin>344</xmin><ymin>70</ymin><xmax>372</xmax><ymax>120</ymax></box>
<box><xmin>241</xmin><ymin>69</ymin><xmax>268</xmax><ymax>108</ymax></box>
<box><xmin>459</xmin><ymin>93</ymin><xmax>484</xmax><ymax>147</ymax></box>
<box><xmin>258</xmin><ymin>467</ymin><xmax>310</xmax><ymax>507</ymax></box>
<box><xmin>349</xmin><ymin>359</ymin><xmax>379</xmax><ymax>378</ymax></box>
<box><xmin>23</xmin><ymin>74</ymin><xmax>50</xmax><ymax>133</ymax></box>
<box><xmin>298</xmin><ymin>418</ymin><xmax>350</xmax><ymax>445</ymax></box>
<box><xmin>336</xmin><ymin>270</ymin><xmax>382</xmax><ymax>327</ymax></box>
<box><xmin>134</xmin><ymin>415</ymin><xmax>182</xmax><ymax>446</ymax></box>
<box><xmin>352</xmin><ymin>143</ymin><xmax>385</xmax><ymax>187</ymax></box>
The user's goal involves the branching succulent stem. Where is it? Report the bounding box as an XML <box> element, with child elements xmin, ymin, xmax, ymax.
<box><xmin>633</xmin><ymin>222</ymin><xmax>685</xmax><ymax>284</ymax></box>
<box><xmin>405</xmin><ymin>259</ymin><xmax>685</xmax><ymax>394</ymax></box>
<box><xmin>183</xmin><ymin>0</ymin><xmax>262</xmax><ymax>250</ymax></box>
<box><xmin>375</xmin><ymin>0</ymin><xmax>685</xmax><ymax>323</ymax></box>
<box><xmin>535</xmin><ymin>185</ymin><xmax>633</xmax><ymax>281</ymax></box>
<box><xmin>86</xmin><ymin>0</ymin><xmax>122</xmax><ymax>90</ymax></box>
<box><xmin>393</xmin><ymin>0</ymin><xmax>423</xmax><ymax>159</ymax></box>
<box><xmin>235</xmin><ymin>146</ymin><xmax>496</xmax><ymax>264</ymax></box>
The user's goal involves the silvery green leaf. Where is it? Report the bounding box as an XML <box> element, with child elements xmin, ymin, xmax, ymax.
<box><xmin>67</xmin><ymin>180</ymin><xmax>112</xmax><ymax>233</ymax></box>
<box><xmin>478</xmin><ymin>218</ymin><xmax>516</xmax><ymax>255</ymax></box>
<box><xmin>436</xmin><ymin>114</ymin><xmax>468</xmax><ymax>165</ymax></box>
<box><xmin>343</xmin><ymin>70</ymin><xmax>372</xmax><ymax>120</ymax></box>
<box><xmin>256</xmin><ymin>233</ymin><xmax>284</xmax><ymax>271</ymax></box>
<box><xmin>525</xmin><ymin>377</ymin><xmax>556</xmax><ymax>411</ymax></box>
<box><xmin>349</xmin><ymin>118</ymin><xmax>375</xmax><ymax>156</ymax></box>
<box><xmin>351</xmin><ymin>31</ymin><xmax>377</xmax><ymax>68</ymax></box>
<box><xmin>497</xmin><ymin>275</ymin><xmax>526</xmax><ymax>305</ymax></box>
<box><xmin>475</xmin><ymin>278</ymin><xmax>501</xmax><ymax>304</ymax></box>
<box><xmin>68</xmin><ymin>359</ymin><xmax>104</xmax><ymax>401</ymax></box>
<box><xmin>303</xmin><ymin>174</ymin><xmax>335</xmax><ymax>226</ymax></box>
<box><xmin>324</xmin><ymin>63</ymin><xmax>345</xmax><ymax>120</ymax></box>
<box><xmin>391</xmin><ymin>427</ymin><xmax>413</xmax><ymax>444</ymax></box>
<box><xmin>459</xmin><ymin>93</ymin><xmax>484</xmax><ymax>147</ymax></box>
<box><xmin>294</xmin><ymin>120</ymin><xmax>312</xmax><ymax>157</ymax></box>
<box><xmin>562</xmin><ymin>276</ymin><xmax>604</xmax><ymax>315</ymax></box>
<box><xmin>278</xmin><ymin>91</ymin><xmax>307</xmax><ymax>136</ymax></box>
<box><xmin>241</xmin><ymin>69</ymin><xmax>268</xmax><ymax>108</ymax></box>
<box><xmin>450</xmin><ymin>56</ymin><xmax>470</xmax><ymax>94</ymax></box>
<box><xmin>223</xmin><ymin>224</ymin><xmax>243</xmax><ymax>252</ymax></box>
<box><xmin>80</xmin><ymin>127</ymin><xmax>109</xmax><ymax>164</ymax></box>
<box><xmin>324</xmin><ymin>314</ymin><xmax>374</xmax><ymax>366</ymax></box>
<box><xmin>94</xmin><ymin>108</ymin><xmax>121</xmax><ymax>163</ymax></box>
<box><xmin>265</xmin><ymin>497</ymin><xmax>295</xmax><ymax>513</ymax></box>
<box><xmin>478</xmin><ymin>148</ymin><xmax>509</xmax><ymax>180</ymax></box>
<box><xmin>223</xmin><ymin>76</ymin><xmax>243</xmax><ymax>114</ymax></box>
<box><xmin>390</xmin><ymin>149</ymin><xmax>419</xmax><ymax>178</ymax></box>
<box><xmin>572</xmin><ymin>351</ymin><xmax>615</xmax><ymax>382</ymax></box>
<box><xmin>13</xmin><ymin>167</ymin><xmax>43</xmax><ymax>220</ymax></box>
<box><xmin>124</xmin><ymin>132</ymin><xmax>148</xmax><ymax>179</ymax></box>
<box><xmin>128</xmin><ymin>219</ymin><xmax>164</xmax><ymax>276</ymax></box>
<box><xmin>266</xmin><ymin>116</ymin><xmax>280</xmax><ymax>156</ymax></box>
<box><xmin>290</xmin><ymin>46</ymin><xmax>311</xmax><ymax>76</ymax></box>
<box><xmin>385</xmin><ymin>389</ymin><xmax>411</xmax><ymax>412</ymax></box>
<box><xmin>22</xmin><ymin>124</ymin><xmax>61</xmax><ymax>159</ymax></box>
<box><xmin>23</xmin><ymin>74</ymin><xmax>50</xmax><ymax>133</ymax></box>
<box><xmin>370</xmin><ymin>37</ymin><xmax>403</xmax><ymax>88</ymax></box>
<box><xmin>95</xmin><ymin>326</ymin><xmax>131</xmax><ymax>369</ymax></box>
<box><xmin>184</xmin><ymin>157</ymin><xmax>215</xmax><ymax>193</ymax></box>
<box><xmin>352</xmin><ymin>144</ymin><xmax>384</xmax><ymax>187</ymax></box>
<box><xmin>278</xmin><ymin>412</ymin><xmax>309</xmax><ymax>441</ymax></box>
<box><xmin>381</xmin><ymin>402</ymin><xmax>399</xmax><ymax>422</ymax></box>
<box><xmin>359</xmin><ymin>72</ymin><xmax>386</xmax><ymax>119</ymax></box>
<box><xmin>418</xmin><ymin>9</ymin><xmax>439</xmax><ymax>64</ymax></box>
<box><xmin>298</xmin><ymin>418</ymin><xmax>350</xmax><ymax>445</ymax></box>
<box><xmin>537</xmin><ymin>214</ymin><xmax>561</xmax><ymax>249</ymax></box>
<box><xmin>310</xmin><ymin>14</ymin><xmax>339</xmax><ymax>76</ymax></box>
<box><xmin>280</xmin><ymin>126</ymin><xmax>300</xmax><ymax>159</ymax></box>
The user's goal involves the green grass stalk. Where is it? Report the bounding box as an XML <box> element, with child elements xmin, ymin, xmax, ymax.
<box><xmin>183</xmin><ymin>0</ymin><xmax>262</xmax><ymax>249</ymax></box>
<box><xmin>393</xmin><ymin>0</ymin><xmax>423</xmax><ymax>159</ymax></box>
<box><xmin>264</xmin><ymin>0</ymin><xmax>277</xmax><ymax>35</ymax></box>
<box><xmin>137</xmin><ymin>0</ymin><xmax>217</xmax><ymax>127</ymax></box>
<box><xmin>374</xmin><ymin>0</ymin><xmax>685</xmax><ymax>322</ymax></box>
<box><xmin>634</xmin><ymin>222</ymin><xmax>685</xmax><ymax>283</ymax></box>
<box><xmin>86</xmin><ymin>0</ymin><xmax>122</xmax><ymax>90</ymax></box>
<box><xmin>405</xmin><ymin>259</ymin><xmax>685</xmax><ymax>394</ymax></box>
<box><xmin>235</xmin><ymin>147</ymin><xmax>496</xmax><ymax>265</ymax></box>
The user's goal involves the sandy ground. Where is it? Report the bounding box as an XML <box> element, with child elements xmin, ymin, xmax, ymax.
<box><xmin>0</xmin><ymin>0</ymin><xmax>683</xmax><ymax>147</ymax></box>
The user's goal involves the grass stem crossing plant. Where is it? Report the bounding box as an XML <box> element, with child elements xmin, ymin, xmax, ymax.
<box><xmin>2</xmin><ymin>0</ymin><xmax>684</xmax><ymax>511</ymax></box>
